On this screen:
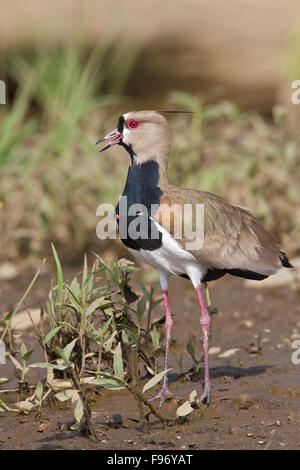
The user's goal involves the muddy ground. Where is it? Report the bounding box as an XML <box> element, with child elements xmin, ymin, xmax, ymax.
<box><xmin>0</xmin><ymin>265</ymin><xmax>300</xmax><ymax>450</ymax></box>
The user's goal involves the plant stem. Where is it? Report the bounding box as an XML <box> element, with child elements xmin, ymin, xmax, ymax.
<box><xmin>68</xmin><ymin>368</ymin><xmax>98</xmax><ymax>440</ymax></box>
<box><xmin>124</xmin><ymin>382</ymin><xmax>172</xmax><ymax>429</ymax></box>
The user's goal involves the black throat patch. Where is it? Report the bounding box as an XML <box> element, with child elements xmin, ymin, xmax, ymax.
<box><xmin>118</xmin><ymin>115</ymin><xmax>136</xmax><ymax>162</ymax></box>
<box><xmin>117</xmin><ymin>115</ymin><xmax>125</xmax><ymax>134</ymax></box>
<box><xmin>115</xmin><ymin>160</ymin><xmax>163</xmax><ymax>251</ymax></box>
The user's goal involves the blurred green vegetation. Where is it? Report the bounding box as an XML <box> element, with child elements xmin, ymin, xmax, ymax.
<box><xmin>0</xmin><ymin>41</ymin><xmax>299</xmax><ymax>262</ymax></box>
<box><xmin>0</xmin><ymin>40</ymin><xmax>139</xmax><ymax>259</ymax></box>
<box><xmin>284</xmin><ymin>20</ymin><xmax>300</xmax><ymax>80</ymax></box>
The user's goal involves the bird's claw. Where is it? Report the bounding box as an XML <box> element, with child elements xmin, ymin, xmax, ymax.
<box><xmin>200</xmin><ymin>385</ymin><xmax>211</xmax><ymax>406</ymax></box>
<box><xmin>149</xmin><ymin>386</ymin><xmax>172</xmax><ymax>409</ymax></box>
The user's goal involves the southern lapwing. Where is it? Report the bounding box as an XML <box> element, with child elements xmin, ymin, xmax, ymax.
<box><xmin>96</xmin><ymin>110</ymin><xmax>292</xmax><ymax>407</ymax></box>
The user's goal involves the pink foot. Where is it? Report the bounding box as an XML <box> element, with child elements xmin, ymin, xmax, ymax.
<box><xmin>149</xmin><ymin>290</ymin><xmax>174</xmax><ymax>408</ymax></box>
<box><xmin>200</xmin><ymin>382</ymin><xmax>211</xmax><ymax>405</ymax></box>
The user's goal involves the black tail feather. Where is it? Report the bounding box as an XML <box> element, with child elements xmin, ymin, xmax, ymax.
<box><xmin>227</xmin><ymin>269</ymin><xmax>268</xmax><ymax>281</ymax></box>
<box><xmin>279</xmin><ymin>251</ymin><xmax>293</xmax><ymax>268</ymax></box>
<box><xmin>180</xmin><ymin>251</ymin><xmax>293</xmax><ymax>284</ymax></box>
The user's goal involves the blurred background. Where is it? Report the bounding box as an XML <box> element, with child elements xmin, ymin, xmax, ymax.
<box><xmin>1</xmin><ymin>0</ymin><xmax>300</xmax><ymax>271</ymax></box>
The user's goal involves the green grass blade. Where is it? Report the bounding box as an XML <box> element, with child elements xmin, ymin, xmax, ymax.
<box><xmin>51</xmin><ymin>243</ymin><xmax>63</xmax><ymax>321</ymax></box>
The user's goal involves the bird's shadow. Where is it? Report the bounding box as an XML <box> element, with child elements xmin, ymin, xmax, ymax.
<box><xmin>35</xmin><ymin>431</ymin><xmax>77</xmax><ymax>449</ymax></box>
<box><xmin>207</xmin><ymin>364</ymin><xmax>273</xmax><ymax>380</ymax></box>
<box><xmin>168</xmin><ymin>364</ymin><xmax>273</xmax><ymax>384</ymax></box>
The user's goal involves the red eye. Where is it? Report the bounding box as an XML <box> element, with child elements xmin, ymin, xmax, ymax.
<box><xmin>127</xmin><ymin>119</ymin><xmax>140</xmax><ymax>130</ymax></box>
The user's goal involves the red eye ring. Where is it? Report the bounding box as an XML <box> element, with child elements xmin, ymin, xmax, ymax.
<box><xmin>127</xmin><ymin>119</ymin><xmax>140</xmax><ymax>130</ymax></box>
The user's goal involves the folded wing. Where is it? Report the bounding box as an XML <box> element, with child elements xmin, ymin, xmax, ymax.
<box><xmin>154</xmin><ymin>188</ymin><xmax>292</xmax><ymax>280</ymax></box>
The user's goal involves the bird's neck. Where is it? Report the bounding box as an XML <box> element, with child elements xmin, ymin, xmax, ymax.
<box><xmin>122</xmin><ymin>143</ymin><xmax>170</xmax><ymax>187</ymax></box>
<box><xmin>121</xmin><ymin>160</ymin><xmax>166</xmax><ymax>209</ymax></box>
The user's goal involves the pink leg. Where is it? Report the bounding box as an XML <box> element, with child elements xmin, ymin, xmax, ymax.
<box><xmin>195</xmin><ymin>285</ymin><xmax>211</xmax><ymax>405</ymax></box>
<box><xmin>150</xmin><ymin>290</ymin><xmax>173</xmax><ymax>407</ymax></box>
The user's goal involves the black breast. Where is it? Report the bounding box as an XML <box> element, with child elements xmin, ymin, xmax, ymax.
<box><xmin>115</xmin><ymin>160</ymin><xmax>163</xmax><ymax>251</ymax></box>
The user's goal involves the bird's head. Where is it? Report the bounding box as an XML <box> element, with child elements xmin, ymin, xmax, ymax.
<box><xmin>96</xmin><ymin>110</ymin><xmax>171</xmax><ymax>165</ymax></box>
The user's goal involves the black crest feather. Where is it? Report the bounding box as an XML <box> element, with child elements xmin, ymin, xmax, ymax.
<box><xmin>156</xmin><ymin>110</ymin><xmax>194</xmax><ymax>114</ymax></box>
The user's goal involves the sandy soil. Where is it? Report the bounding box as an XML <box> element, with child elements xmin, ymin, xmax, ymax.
<box><xmin>0</xmin><ymin>265</ymin><xmax>299</xmax><ymax>450</ymax></box>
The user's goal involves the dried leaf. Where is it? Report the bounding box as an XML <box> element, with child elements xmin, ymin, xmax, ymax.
<box><xmin>113</xmin><ymin>342</ymin><xmax>124</xmax><ymax>380</ymax></box>
<box><xmin>15</xmin><ymin>398</ymin><xmax>36</xmax><ymax>413</ymax></box>
<box><xmin>145</xmin><ymin>366</ymin><xmax>155</xmax><ymax>376</ymax></box>
<box><xmin>176</xmin><ymin>400</ymin><xmax>194</xmax><ymax>417</ymax></box>
<box><xmin>38</xmin><ymin>423</ymin><xmax>50</xmax><ymax>432</ymax></box>
<box><xmin>218</xmin><ymin>348</ymin><xmax>239</xmax><ymax>358</ymax></box>
<box><xmin>189</xmin><ymin>390</ymin><xmax>198</xmax><ymax>403</ymax></box>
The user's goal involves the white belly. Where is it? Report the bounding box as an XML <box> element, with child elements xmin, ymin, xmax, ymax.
<box><xmin>126</xmin><ymin>221</ymin><xmax>208</xmax><ymax>288</ymax></box>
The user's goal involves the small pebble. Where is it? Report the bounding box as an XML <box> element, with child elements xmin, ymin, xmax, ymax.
<box><xmin>233</xmin><ymin>311</ymin><xmax>241</xmax><ymax>318</ymax></box>
<box><xmin>241</xmin><ymin>320</ymin><xmax>254</xmax><ymax>329</ymax></box>
<box><xmin>228</xmin><ymin>426</ymin><xmax>239</xmax><ymax>435</ymax></box>
<box><xmin>208</xmin><ymin>346</ymin><xmax>221</xmax><ymax>355</ymax></box>
<box><xmin>234</xmin><ymin>393</ymin><xmax>258</xmax><ymax>410</ymax></box>
<box><xmin>260</xmin><ymin>420</ymin><xmax>275</xmax><ymax>427</ymax></box>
